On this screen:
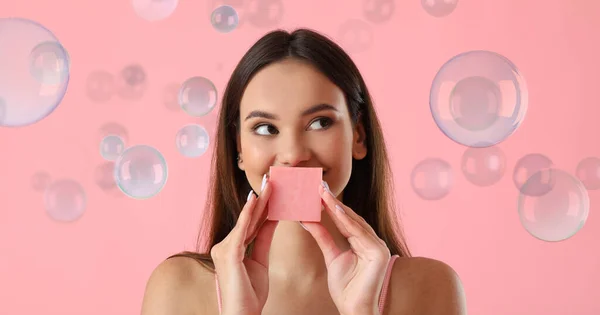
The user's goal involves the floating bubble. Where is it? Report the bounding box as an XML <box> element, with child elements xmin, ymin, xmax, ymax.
<box><xmin>576</xmin><ymin>157</ymin><xmax>600</xmax><ymax>190</ymax></box>
<box><xmin>0</xmin><ymin>18</ymin><xmax>70</xmax><ymax>127</ymax></box>
<box><xmin>132</xmin><ymin>0</ymin><xmax>179</xmax><ymax>21</ymax></box>
<box><xmin>513</xmin><ymin>154</ymin><xmax>554</xmax><ymax>196</ymax></box>
<box><xmin>29</xmin><ymin>41</ymin><xmax>70</xmax><ymax>86</ymax></box>
<box><xmin>211</xmin><ymin>5</ymin><xmax>239</xmax><ymax>33</ymax></box>
<box><xmin>363</xmin><ymin>0</ymin><xmax>395</xmax><ymax>24</ymax></box>
<box><xmin>31</xmin><ymin>171</ymin><xmax>52</xmax><ymax>192</ymax></box>
<box><xmin>246</xmin><ymin>0</ymin><xmax>284</xmax><ymax>28</ymax></box>
<box><xmin>421</xmin><ymin>0</ymin><xmax>458</xmax><ymax>18</ymax></box>
<box><xmin>98</xmin><ymin>122</ymin><xmax>129</xmax><ymax>145</ymax></box>
<box><xmin>114</xmin><ymin>145</ymin><xmax>168</xmax><ymax>199</ymax></box>
<box><xmin>44</xmin><ymin>179</ymin><xmax>86</xmax><ymax>222</ymax></box>
<box><xmin>208</xmin><ymin>0</ymin><xmax>247</xmax><ymax>28</ymax></box>
<box><xmin>337</xmin><ymin>19</ymin><xmax>374</xmax><ymax>54</ymax></box>
<box><xmin>179</xmin><ymin>76</ymin><xmax>218</xmax><ymax>117</ymax></box>
<box><xmin>430</xmin><ymin>50</ymin><xmax>527</xmax><ymax>148</ymax></box>
<box><xmin>100</xmin><ymin>135</ymin><xmax>126</xmax><ymax>161</ymax></box>
<box><xmin>518</xmin><ymin>169</ymin><xmax>589</xmax><ymax>242</ymax></box>
<box><xmin>461</xmin><ymin>145</ymin><xmax>506</xmax><ymax>187</ymax></box>
<box><xmin>176</xmin><ymin>124</ymin><xmax>210</xmax><ymax>158</ymax></box>
<box><xmin>86</xmin><ymin>70</ymin><xmax>115</xmax><ymax>103</ymax></box>
<box><xmin>116</xmin><ymin>63</ymin><xmax>147</xmax><ymax>101</ymax></box>
<box><xmin>410</xmin><ymin>158</ymin><xmax>453</xmax><ymax>200</ymax></box>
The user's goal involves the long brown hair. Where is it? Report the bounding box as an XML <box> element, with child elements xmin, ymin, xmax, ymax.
<box><xmin>168</xmin><ymin>28</ymin><xmax>411</xmax><ymax>272</ymax></box>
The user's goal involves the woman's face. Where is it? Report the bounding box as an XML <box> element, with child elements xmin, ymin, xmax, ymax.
<box><xmin>236</xmin><ymin>58</ymin><xmax>367</xmax><ymax>197</ymax></box>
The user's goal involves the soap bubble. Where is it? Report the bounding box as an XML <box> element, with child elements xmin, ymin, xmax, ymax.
<box><xmin>0</xmin><ymin>18</ymin><xmax>70</xmax><ymax>127</ymax></box>
<box><xmin>513</xmin><ymin>154</ymin><xmax>554</xmax><ymax>196</ymax></box>
<box><xmin>31</xmin><ymin>171</ymin><xmax>52</xmax><ymax>192</ymax></box>
<box><xmin>211</xmin><ymin>5</ymin><xmax>239</xmax><ymax>33</ymax></box>
<box><xmin>337</xmin><ymin>19</ymin><xmax>374</xmax><ymax>54</ymax></box>
<box><xmin>116</xmin><ymin>63</ymin><xmax>147</xmax><ymax>101</ymax></box>
<box><xmin>97</xmin><ymin>122</ymin><xmax>129</xmax><ymax>145</ymax></box>
<box><xmin>421</xmin><ymin>0</ymin><xmax>458</xmax><ymax>18</ymax></box>
<box><xmin>86</xmin><ymin>70</ymin><xmax>115</xmax><ymax>103</ymax></box>
<box><xmin>461</xmin><ymin>145</ymin><xmax>506</xmax><ymax>187</ymax></box>
<box><xmin>179</xmin><ymin>76</ymin><xmax>218</xmax><ymax>117</ymax></box>
<box><xmin>100</xmin><ymin>135</ymin><xmax>126</xmax><ymax>161</ymax></box>
<box><xmin>576</xmin><ymin>157</ymin><xmax>600</xmax><ymax>190</ymax></box>
<box><xmin>246</xmin><ymin>0</ymin><xmax>284</xmax><ymax>28</ymax></box>
<box><xmin>176</xmin><ymin>124</ymin><xmax>210</xmax><ymax>158</ymax></box>
<box><xmin>29</xmin><ymin>41</ymin><xmax>70</xmax><ymax>86</ymax></box>
<box><xmin>430</xmin><ymin>50</ymin><xmax>527</xmax><ymax>148</ymax></box>
<box><xmin>410</xmin><ymin>158</ymin><xmax>453</xmax><ymax>200</ymax></box>
<box><xmin>208</xmin><ymin>0</ymin><xmax>246</xmax><ymax>28</ymax></box>
<box><xmin>44</xmin><ymin>179</ymin><xmax>86</xmax><ymax>222</ymax></box>
<box><xmin>114</xmin><ymin>145</ymin><xmax>168</xmax><ymax>199</ymax></box>
<box><xmin>363</xmin><ymin>0</ymin><xmax>395</xmax><ymax>24</ymax></box>
<box><xmin>518</xmin><ymin>169</ymin><xmax>589</xmax><ymax>242</ymax></box>
<box><xmin>132</xmin><ymin>0</ymin><xmax>179</xmax><ymax>21</ymax></box>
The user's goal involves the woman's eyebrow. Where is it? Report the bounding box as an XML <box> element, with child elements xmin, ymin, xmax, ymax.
<box><xmin>244</xmin><ymin>103</ymin><xmax>338</xmax><ymax>121</ymax></box>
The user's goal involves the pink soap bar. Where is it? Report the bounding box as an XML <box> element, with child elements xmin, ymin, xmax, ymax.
<box><xmin>267</xmin><ymin>166</ymin><xmax>323</xmax><ymax>222</ymax></box>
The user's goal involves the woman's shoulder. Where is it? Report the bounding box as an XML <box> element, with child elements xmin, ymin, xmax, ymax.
<box><xmin>140</xmin><ymin>254</ymin><xmax>218</xmax><ymax>314</ymax></box>
<box><xmin>385</xmin><ymin>256</ymin><xmax>467</xmax><ymax>315</ymax></box>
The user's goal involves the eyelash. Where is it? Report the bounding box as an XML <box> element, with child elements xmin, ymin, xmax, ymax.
<box><xmin>251</xmin><ymin>117</ymin><xmax>334</xmax><ymax>136</ymax></box>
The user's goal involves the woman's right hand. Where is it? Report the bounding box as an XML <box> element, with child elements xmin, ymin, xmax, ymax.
<box><xmin>210</xmin><ymin>175</ymin><xmax>277</xmax><ymax>315</ymax></box>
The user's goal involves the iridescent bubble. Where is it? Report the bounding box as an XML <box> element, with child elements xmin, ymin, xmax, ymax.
<box><xmin>518</xmin><ymin>169</ymin><xmax>589</xmax><ymax>242</ymax></box>
<box><xmin>176</xmin><ymin>124</ymin><xmax>210</xmax><ymax>158</ymax></box>
<box><xmin>211</xmin><ymin>5</ymin><xmax>239</xmax><ymax>33</ymax></box>
<box><xmin>44</xmin><ymin>179</ymin><xmax>86</xmax><ymax>222</ymax></box>
<box><xmin>246</xmin><ymin>0</ymin><xmax>284</xmax><ymax>28</ymax></box>
<box><xmin>100</xmin><ymin>135</ymin><xmax>126</xmax><ymax>161</ymax></box>
<box><xmin>114</xmin><ymin>145</ymin><xmax>168</xmax><ymax>199</ymax></box>
<box><xmin>576</xmin><ymin>157</ymin><xmax>600</xmax><ymax>190</ymax></box>
<box><xmin>132</xmin><ymin>0</ymin><xmax>179</xmax><ymax>21</ymax></box>
<box><xmin>461</xmin><ymin>145</ymin><xmax>506</xmax><ymax>187</ymax></box>
<box><xmin>31</xmin><ymin>171</ymin><xmax>52</xmax><ymax>192</ymax></box>
<box><xmin>421</xmin><ymin>0</ymin><xmax>458</xmax><ymax>18</ymax></box>
<box><xmin>337</xmin><ymin>19</ymin><xmax>374</xmax><ymax>54</ymax></box>
<box><xmin>179</xmin><ymin>76</ymin><xmax>218</xmax><ymax>117</ymax></box>
<box><xmin>363</xmin><ymin>0</ymin><xmax>395</xmax><ymax>24</ymax></box>
<box><xmin>98</xmin><ymin>122</ymin><xmax>129</xmax><ymax>145</ymax></box>
<box><xmin>86</xmin><ymin>70</ymin><xmax>115</xmax><ymax>103</ymax></box>
<box><xmin>0</xmin><ymin>18</ymin><xmax>70</xmax><ymax>127</ymax></box>
<box><xmin>513</xmin><ymin>154</ymin><xmax>554</xmax><ymax>196</ymax></box>
<box><xmin>116</xmin><ymin>63</ymin><xmax>147</xmax><ymax>101</ymax></box>
<box><xmin>410</xmin><ymin>158</ymin><xmax>453</xmax><ymax>200</ymax></box>
<box><xmin>430</xmin><ymin>50</ymin><xmax>527</xmax><ymax>148</ymax></box>
<box><xmin>29</xmin><ymin>41</ymin><xmax>70</xmax><ymax>86</ymax></box>
<box><xmin>208</xmin><ymin>0</ymin><xmax>247</xmax><ymax>28</ymax></box>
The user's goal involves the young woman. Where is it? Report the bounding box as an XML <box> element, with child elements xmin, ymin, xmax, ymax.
<box><xmin>141</xmin><ymin>28</ymin><xmax>467</xmax><ymax>315</ymax></box>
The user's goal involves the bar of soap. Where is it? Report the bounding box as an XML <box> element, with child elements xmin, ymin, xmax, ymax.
<box><xmin>267</xmin><ymin>166</ymin><xmax>323</xmax><ymax>222</ymax></box>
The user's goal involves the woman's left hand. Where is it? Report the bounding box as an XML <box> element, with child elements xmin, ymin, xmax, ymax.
<box><xmin>300</xmin><ymin>182</ymin><xmax>391</xmax><ymax>315</ymax></box>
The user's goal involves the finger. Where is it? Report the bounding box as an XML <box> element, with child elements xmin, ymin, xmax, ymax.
<box><xmin>246</xmin><ymin>178</ymin><xmax>272</xmax><ymax>244</ymax></box>
<box><xmin>300</xmin><ymin>221</ymin><xmax>342</xmax><ymax>267</ymax></box>
<box><xmin>319</xmin><ymin>184</ymin><xmax>378</xmax><ymax>239</ymax></box>
<box><xmin>250</xmin><ymin>219</ymin><xmax>279</xmax><ymax>268</ymax></box>
<box><xmin>231</xmin><ymin>190</ymin><xmax>257</xmax><ymax>245</ymax></box>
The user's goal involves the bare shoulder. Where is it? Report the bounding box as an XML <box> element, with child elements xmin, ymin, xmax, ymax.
<box><xmin>140</xmin><ymin>256</ymin><xmax>219</xmax><ymax>315</ymax></box>
<box><xmin>384</xmin><ymin>256</ymin><xmax>467</xmax><ymax>315</ymax></box>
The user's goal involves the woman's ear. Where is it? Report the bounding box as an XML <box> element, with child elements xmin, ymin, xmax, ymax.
<box><xmin>236</xmin><ymin>132</ymin><xmax>245</xmax><ymax>170</ymax></box>
<box><xmin>352</xmin><ymin>120</ymin><xmax>367</xmax><ymax>160</ymax></box>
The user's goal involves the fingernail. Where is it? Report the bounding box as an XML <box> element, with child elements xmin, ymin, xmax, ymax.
<box><xmin>247</xmin><ymin>190</ymin><xmax>254</xmax><ymax>201</ymax></box>
<box><xmin>299</xmin><ymin>222</ymin><xmax>308</xmax><ymax>231</ymax></box>
<box><xmin>261</xmin><ymin>174</ymin><xmax>267</xmax><ymax>192</ymax></box>
<box><xmin>321</xmin><ymin>180</ymin><xmax>335</xmax><ymax>197</ymax></box>
<box><xmin>335</xmin><ymin>204</ymin><xmax>345</xmax><ymax>214</ymax></box>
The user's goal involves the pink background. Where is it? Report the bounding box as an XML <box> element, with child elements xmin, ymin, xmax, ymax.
<box><xmin>1</xmin><ymin>0</ymin><xmax>598</xmax><ymax>314</ymax></box>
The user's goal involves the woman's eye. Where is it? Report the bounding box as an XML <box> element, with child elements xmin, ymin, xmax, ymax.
<box><xmin>254</xmin><ymin>124</ymin><xmax>278</xmax><ymax>135</ymax></box>
<box><xmin>309</xmin><ymin>117</ymin><xmax>333</xmax><ymax>130</ymax></box>
<box><xmin>252</xmin><ymin>117</ymin><xmax>333</xmax><ymax>136</ymax></box>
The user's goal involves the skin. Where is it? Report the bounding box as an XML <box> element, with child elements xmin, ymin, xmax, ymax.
<box><xmin>140</xmin><ymin>58</ymin><xmax>467</xmax><ymax>315</ymax></box>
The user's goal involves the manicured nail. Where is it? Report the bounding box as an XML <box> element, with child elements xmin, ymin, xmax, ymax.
<box><xmin>321</xmin><ymin>180</ymin><xmax>335</xmax><ymax>197</ymax></box>
<box><xmin>247</xmin><ymin>190</ymin><xmax>254</xmax><ymax>201</ymax></box>
<box><xmin>335</xmin><ymin>204</ymin><xmax>345</xmax><ymax>214</ymax></box>
<box><xmin>299</xmin><ymin>222</ymin><xmax>308</xmax><ymax>231</ymax></box>
<box><xmin>261</xmin><ymin>174</ymin><xmax>267</xmax><ymax>192</ymax></box>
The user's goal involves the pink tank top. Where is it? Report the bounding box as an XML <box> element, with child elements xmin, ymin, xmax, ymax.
<box><xmin>215</xmin><ymin>255</ymin><xmax>399</xmax><ymax>314</ymax></box>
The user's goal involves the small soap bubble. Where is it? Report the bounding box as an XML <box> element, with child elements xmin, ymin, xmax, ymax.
<box><xmin>132</xmin><ymin>0</ymin><xmax>179</xmax><ymax>21</ymax></box>
<box><xmin>461</xmin><ymin>145</ymin><xmax>506</xmax><ymax>187</ymax></box>
<box><xmin>513</xmin><ymin>154</ymin><xmax>554</xmax><ymax>196</ymax></box>
<box><xmin>211</xmin><ymin>5</ymin><xmax>239</xmax><ymax>33</ymax></box>
<box><xmin>117</xmin><ymin>64</ymin><xmax>147</xmax><ymax>101</ymax></box>
<box><xmin>421</xmin><ymin>0</ymin><xmax>458</xmax><ymax>18</ymax></box>
<box><xmin>44</xmin><ymin>179</ymin><xmax>86</xmax><ymax>222</ymax></box>
<box><xmin>0</xmin><ymin>18</ymin><xmax>70</xmax><ymax>127</ymax></box>
<box><xmin>246</xmin><ymin>0</ymin><xmax>284</xmax><ymax>28</ymax></box>
<box><xmin>176</xmin><ymin>124</ymin><xmax>210</xmax><ymax>158</ymax></box>
<box><xmin>29</xmin><ymin>41</ymin><xmax>70</xmax><ymax>86</ymax></box>
<box><xmin>31</xmin><ymin>171</ymin><xmax>52</xmax><ymax>192</ymax></box>
<box><xmin>86</xmin><ymin>70</ymin><xmax>115</xmax><ymax>103</ymax></box>
<box><xmin>100</xmin><ymin>135</ymin><xmax>126</xmax><ymax>161</ymax></box>
<box><xmin>337</xmin><ymin>19</ymin><xmax>374</xmax><ymax>54</ymax></box>
<box><xmin>430</xmin><ymin>50</ymin><xmax>527</xmax><ymax>148</ymax></box>
<box><xmin>363</xmin><ymin>0</ymin><xmax>395</xmax><ymax>24</ymax></box>
<box><xmin>114</xmin><ymin>145</ymin><xmax>168</xmax><ymax>199</ymax></box>
<box><xmin>576</xmin><ymin>157</ymin><xmax>600</xmax><ymax>190</ymax></box>
<box><xmin>179</xmin><ymin>76</ymin><xmax>218</xmax><ymax>117</ymax></box>
<box><xmin>208</xmin><ymin>0</ymin><xmax>247</xmax><ymax>28</ymax></box>
<box><xmin>98</xmin><ymin>122</ymin><xmax>129</xmax><ymax>145</ymax></box>
<box><xmin>410</xmin><ymin>158</ymin><xmax>453</xmax><ymax>200</ymax></box>
<box><xmin>518</xmin><ymin>168</ymin><xmax>589</xmax><ymax>242</ymax></box>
